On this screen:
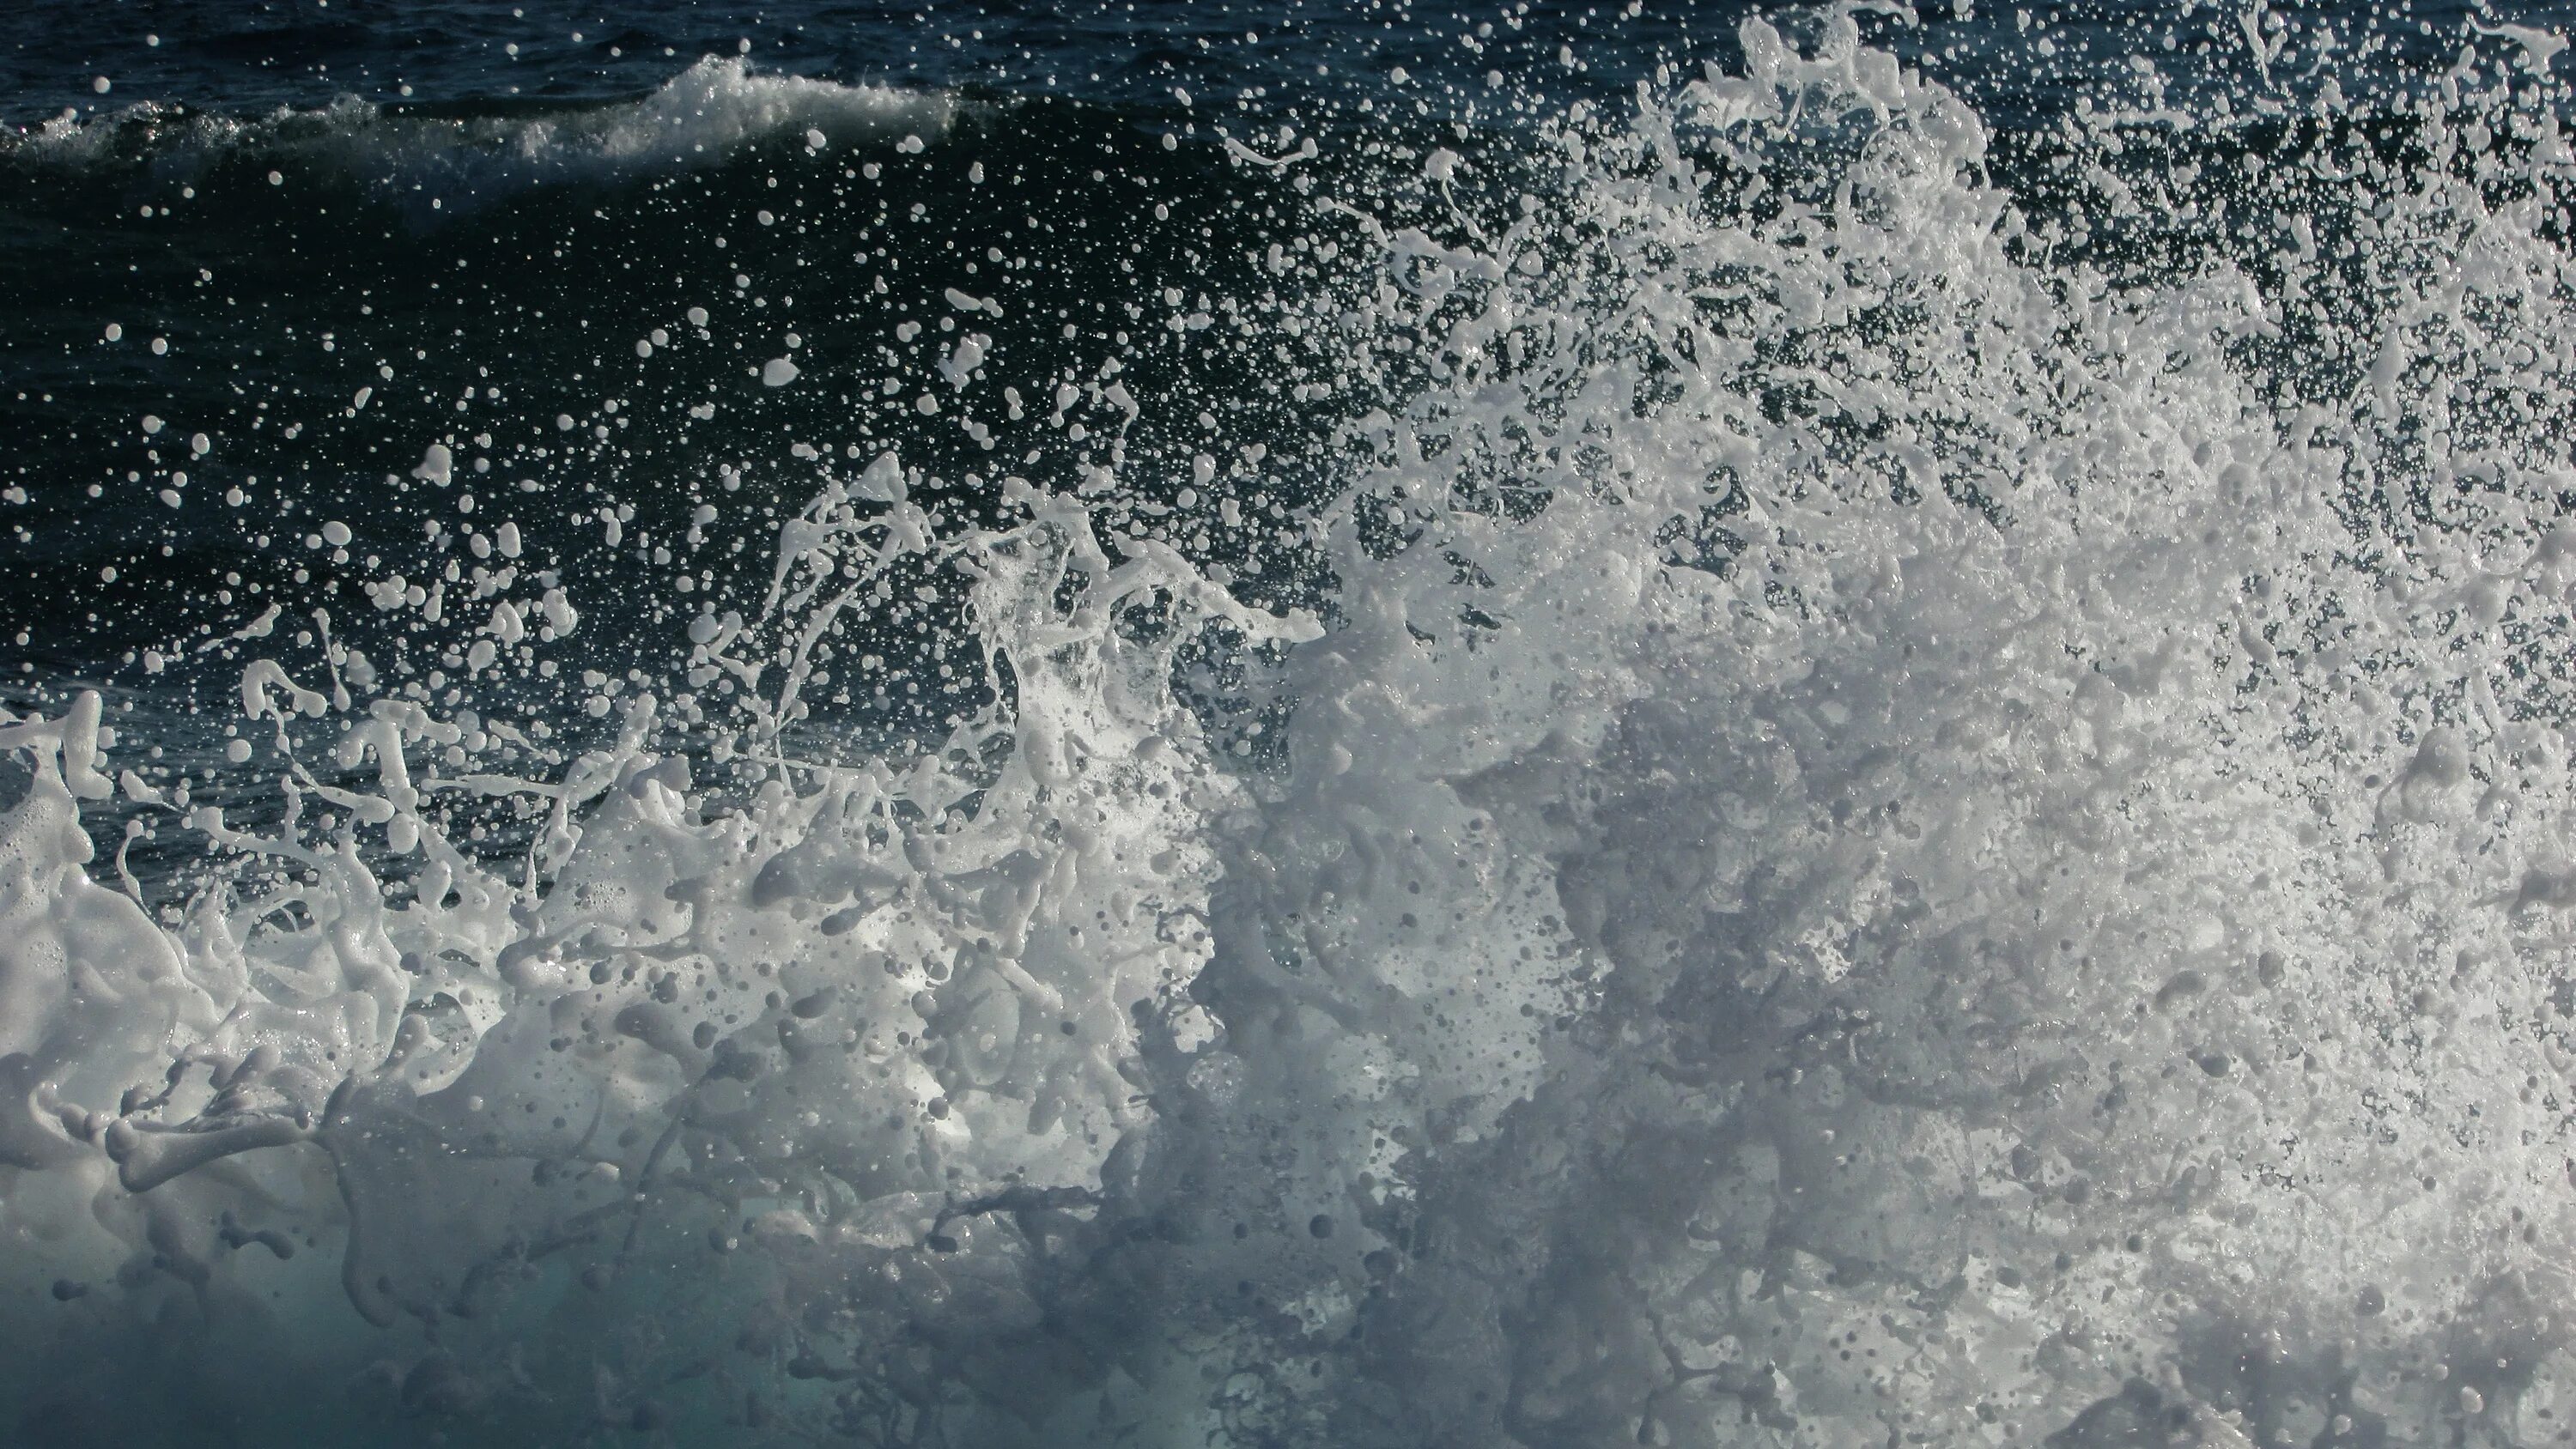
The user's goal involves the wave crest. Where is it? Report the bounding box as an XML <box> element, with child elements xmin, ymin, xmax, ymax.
<box><xmin>2</xmin><ymin>58</ymin><xmax>957</xmax><ymax>197</ymax></box>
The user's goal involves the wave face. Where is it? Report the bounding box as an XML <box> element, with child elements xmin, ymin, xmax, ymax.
<box><xmin>9</xmin><ymin>5</ymin><xmax>2576</xmax><ymax>1447</ymax></box>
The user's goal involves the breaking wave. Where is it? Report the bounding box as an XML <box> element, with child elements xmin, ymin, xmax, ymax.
<box><xmin>8</xmin><ymin>10</ymin><xmax>2576</xmax><ymax>1447</ymax></box>
<box><xmin>2</xmin><ymin>58</ymin><xmax>956</xmax><ymax>198</ymax></box>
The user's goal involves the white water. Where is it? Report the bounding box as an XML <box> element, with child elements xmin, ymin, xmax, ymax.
<box><xmin>9</xmin><ymin>15</ymin><xmax>2576</xmax><ymax>1446</ymax></box>
<box><xmin>3</xmin><ymin>58</ymin><xmax>955</xmax><ymax>197</ymax></box>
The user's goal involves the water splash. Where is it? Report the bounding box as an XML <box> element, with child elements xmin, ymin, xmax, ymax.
<box><xmin>9</xmin><ymin>10</ymin><xmax>2576</xmax><ymax>1447</ymax></box>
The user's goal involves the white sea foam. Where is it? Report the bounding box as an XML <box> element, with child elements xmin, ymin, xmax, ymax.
<box><xmin>7</xmin><ymin>13</ymin><xmax>2576</xmax><ymax>1447</ymax></box>
<box><xmin>1</xmin><ymin>58</ymin><xmax>957</xmax><ymax>197</ymax></box>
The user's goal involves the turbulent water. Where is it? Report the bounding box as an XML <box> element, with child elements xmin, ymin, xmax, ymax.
<box><xmin>9</xmin><ymin>2</ymin><xmax>2576</xmax><ymax>1446</ymax></box>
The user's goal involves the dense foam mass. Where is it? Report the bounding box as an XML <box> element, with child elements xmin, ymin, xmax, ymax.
<box><xmin>9</xmin><ymin>12</ymin><xmax>2576</xmax><ymax>1447</ymax></box>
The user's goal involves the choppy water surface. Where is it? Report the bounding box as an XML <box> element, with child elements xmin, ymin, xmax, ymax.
<box><xmin>9</xmin><ymin>2</ymin><xmax>2576</xmax><ymax>1446</ymax></box>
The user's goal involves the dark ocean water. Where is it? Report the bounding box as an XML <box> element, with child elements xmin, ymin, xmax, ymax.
<box><xmin>0</xmin><ymin>0</ymin><xmax>2536</xmax><ymax>673</ymax></box>
<box><xmin>11</xmin><ymin>3</ymin><xmax>2576</xmax><ymax>1447</ymax></box>
<box><xmin>0</xmin><ymin>0</ymin><xmax>2526</xmax><ymax>799</ymax></box>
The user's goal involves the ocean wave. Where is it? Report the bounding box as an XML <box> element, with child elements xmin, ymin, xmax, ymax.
<box><xmin>10</xmin><ymin>8</ymin><xmax>2576</xmax><ymax>1447</ymax></box>
<box><xmin>0</xmin><ymin>58</ymin><xmax>957</xmax><ymax>197</ymax></box>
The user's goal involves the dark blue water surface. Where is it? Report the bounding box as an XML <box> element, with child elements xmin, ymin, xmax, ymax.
<box><xmin>0</xmin><ymin>0</ymin><xmax>2531</xmax><ymax>684</ymax></box>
